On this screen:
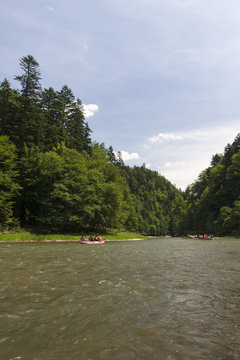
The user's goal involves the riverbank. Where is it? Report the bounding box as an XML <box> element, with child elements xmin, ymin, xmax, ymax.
<box><xmin>0</xmin><ymin>230</ymin><xmax>147</xmax><ymax>242</ymax></box>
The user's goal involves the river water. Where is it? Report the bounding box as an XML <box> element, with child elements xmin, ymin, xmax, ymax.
<box><xmin>0</xmin><ymin>237</ymin><xmax>240</xmax><ymax>360</ymax></box>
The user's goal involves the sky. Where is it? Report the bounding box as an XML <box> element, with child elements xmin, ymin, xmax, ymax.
<box><xmin>1</xmin><ymin>0</ymin><xmax>240</xmax><ymax>189</ymax></box>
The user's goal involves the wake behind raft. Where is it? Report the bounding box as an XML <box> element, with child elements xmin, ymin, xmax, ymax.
<box><xmin>80</xmin><ymin>235</ymin><xmax>105</xmax><ymax>244</ymax></box>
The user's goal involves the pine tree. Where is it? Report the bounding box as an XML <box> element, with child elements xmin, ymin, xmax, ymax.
<box><xmin>14</xmin><ymin>55</ymin><xmax>41</xmax><ymax>100</ymax></box>
<box><xmin>107</xmin><ymin>145</ymin><xmax>117</xmax><ymax>164</ymax></box>
<box><xmin>0</xmin><ymin>79</ymin><xmax>22</xmax><ymax>146</ymax></box>
<box><xmin>59</xmin><ymin>85</ymin><xmax>92</xmax><ymax>153</ymax></box>
<box><xmin>13</xmin><ymin>56</ymin><xmax>45</xmax><ymax>152</ymax></box>
<box><xmin>40</xmin><ymin>87</ymin><xmax>67</xmax><ymax>149</ymax></box>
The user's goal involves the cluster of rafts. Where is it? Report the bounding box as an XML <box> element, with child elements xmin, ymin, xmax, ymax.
<box><xmin>187</xmin><ymin>234</ymin><xmax>214</xmax><ymax>240</ymax></box>
<box><xmin>80</xmin><ymin>235</ymin><xmax>105</xmax><ymax>244</ymax></box>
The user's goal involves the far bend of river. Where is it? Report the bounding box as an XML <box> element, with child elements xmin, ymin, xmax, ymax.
<box><xmin>0</xmin><ymin>238</ymin><xmax>240</xmax><ymax>360</ymax></box>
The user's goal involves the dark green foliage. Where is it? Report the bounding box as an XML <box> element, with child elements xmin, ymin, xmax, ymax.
<box><xmin>0</xmin><ymin>78</ymin><xmax>46</xmax><ymax>153</ymax></box>
<box><xmin>123</xmin><ymin>165</ymin><xmax>186</xmax><ymax>235</ymax></box>
<box><xmin>169</xmin><ymin>194</ymin><xmax>187</xmax><ymax>236</ymax></box>
<box><xmin>185</xmin><ymin>133</ymin><xmax>240</xmax><ymax>236</ymax></box>
<box><xmin>217</xmin><ymin>201</ymin><xmax>240</xmax><ymax>236</ymax></box>
<box><xmin>226</xmin><ymin>152</ymin><xmax>240</xmax><ymax>201</ymax></box>
<box><xmin>0</xmin><ymin>79</ymin><xmax>22</xmax><ymax>145</ymax></box>
<box><xmin>0</xmin><ymin>59</ymin><xmax>92</xmax><ymax>155</ymax></box>
<box><xmin>40</xmin><ymin>87</ymin><xmax>67</xmax><ymax>149</ymax></box>
<box><xmin>7</xmin><ymin>54</ymin><xmax>240</xmax><ymax>237</ymax></box>
<box><xmin>211</xmin><ymin>153</ymin><xmax>223</xmax><ymax>167</ymax></box>
<box><xmin>222</xmin><ymin>134</ymin><xmax>240</xmax><ymax>167</ymax></box>
<box><xmin>107</xmin><ymin>145</ymin><xmax>117</xmax><ymax>165</ymax></box>
<box><xmin>0</xmin><ymin>136</ymin><xmax>21</xmax><ymax>229</ymax></box>
<box><xmin>58</xmin><ymin>85</ymin><xmax>92</xmax><ymax>153</ymax></box>
<box><xmin>14</xmin><ymin>55</ymin><xmax>41</xmax><ymax>100</ymax></box>
<box><xmin>18</xmin><ymin>143</ymin><xmax>134</xmax><ymax>232</ymax></box>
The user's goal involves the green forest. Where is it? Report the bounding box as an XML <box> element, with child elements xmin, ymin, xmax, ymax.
<box><xmin>0</xmin><ymin>55</ymin><xmax>240</xmax><ymax>236</ymax></box>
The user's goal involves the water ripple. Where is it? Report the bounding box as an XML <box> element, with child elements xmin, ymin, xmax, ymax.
<box><xmin>0</xmin><ymin>238</ymin><xmax>240</xmax><ymax>359</ymax></box>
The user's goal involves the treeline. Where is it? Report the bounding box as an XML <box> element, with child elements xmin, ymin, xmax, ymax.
<box><xmin>124</xmin><ymin>166</ymin><xmax>186</xmax><ymax>236</ymax></box>
<box><xmin>0</xmin><ymin>55</ymin><xmax>184</xmax><ymax>234</ymax></box>
<box><xmin>184</xmin><ymin>134</ymin><xmax>240</xmax><ymax>236</ymax></box>
<box><xmin>1</xmin><ymin>55</ymin><xmax>239</xmax><ymax>236</ymax></box>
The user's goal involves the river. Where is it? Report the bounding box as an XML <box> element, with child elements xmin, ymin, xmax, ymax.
<box><xmin>0</xmin><ymin>237</ymin><xmax>239</xmax><ymax>360</ymax></box>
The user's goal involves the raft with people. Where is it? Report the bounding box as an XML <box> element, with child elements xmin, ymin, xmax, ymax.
<box><xmin>80</xmin><ymin>235</ymin><xmax>105</xmax><ymax>244</ymax></box>
<box><xmin>187</xmin><ymin>234</ymin><xmax>214</xmax><ymax>239</ymax></box>
<box><xmin>198</xmin><ymin>234</ymin><xmax>214</xmax><ymax>240</ymax></box>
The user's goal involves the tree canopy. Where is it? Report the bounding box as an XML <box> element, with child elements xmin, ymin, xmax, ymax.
<box><xmin>184</xmin><ymin>133</ymin><xmax>240</xmax><ymax>236</ymax></box>
<box><xmin>1</xmin><ymin>55</ymin><xmax>239</xmax><ymax>236</ymax></box>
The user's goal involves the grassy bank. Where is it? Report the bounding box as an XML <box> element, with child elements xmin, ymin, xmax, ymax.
<box><xmin>0</xmin><ymin>230</ymin><xmax>147</xmax><ymax>242</ymax></box>
<box><xmin>103</xmin><ymin>232</ymin><xmax>146</xmax><ymax>241</ymax></box>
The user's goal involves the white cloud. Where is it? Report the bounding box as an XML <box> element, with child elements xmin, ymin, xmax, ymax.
<box><xmin>162</xmin><ymin>161</ymin><xmax>186</xmax><ymax>168</ymax></box>
<box><xmin>148</xmin><ymin>132</ymin><xmax>184</xmax><ymax>144</ymax></box>
<box><xmin>82</xmin><ymin>104</ymin><xmax>99</xmax><ymax>118</ymax></box>
<box><xmin>119</xmin><ymin>151</ymin><xmax>140</xmax><ymax>161</ymax></box>
<box><xmin>45</xmin><ymin>6</ymin><xmax>54</xmax><ymax>11</ymax></box>
<box><xmin>143</xmin><ymin>123</ymin><xmax>240</xmax><ymax>189</ymax></box>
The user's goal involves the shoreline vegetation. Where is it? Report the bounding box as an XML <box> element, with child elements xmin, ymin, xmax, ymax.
<box><xmin>0</xmin><ymin>230</ymin><xmax>238</xmax><ymax>243</ymax></box>
<box><xmin>0</xmin><ymin>55</ymin><xmax>187</xmax><ymax>239</ymax></box>
<box><xmin>1</xmin><ymin>56</ymin><xmax>240</xmax><ymax>237</ymax></box>
<box><xmin>0</xmin><ymin>231</ymin><xmax>147</xmax><ymax>243</ymax></box>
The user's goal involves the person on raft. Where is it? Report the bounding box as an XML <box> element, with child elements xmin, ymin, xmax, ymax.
<box><xmin>87</xmin><ymin>235</ymin><xmax>103</xmax><ymax>242</ymax></box>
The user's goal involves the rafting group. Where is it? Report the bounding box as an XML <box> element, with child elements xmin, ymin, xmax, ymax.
<box><xmin>188</xmin><ymin>234</ymin><xmax>214</xmax><ymax>240</ymax></box>
<box><xmin>80</xmin><ymin>235</ymin><xmax>105</xmax><ymax>244</ymax></box>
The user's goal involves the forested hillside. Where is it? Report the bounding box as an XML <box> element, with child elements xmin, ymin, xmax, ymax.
<box><xmin>124</xmin><ymin>165</ymin><xmax>186</xmax><ymax>235</ymax></box>
<box><xmin>184</xmin><ymin>134</ymin><xmax>240</xmax><ymax>236</ymax></box>
<box><xmin>0</xmin><ymin>55</ymin><xmax>185</xmax><ymax>235</ymax></box>
<box><xmin>1</xmin><ymin>55</ymin><xmax>239</xmax><ymax>236</ymax></box>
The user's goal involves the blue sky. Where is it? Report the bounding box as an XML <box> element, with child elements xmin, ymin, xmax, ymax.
<box><xmin>1</xmin><ymin>0</ymin><xmax>240</xmax><ymax>189</ymax></box>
